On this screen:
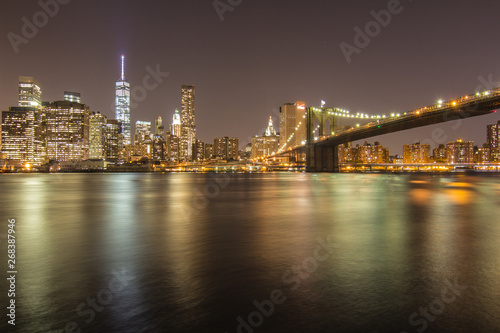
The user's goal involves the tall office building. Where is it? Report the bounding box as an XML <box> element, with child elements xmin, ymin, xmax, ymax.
<box><xmin>89</xmin><ymin>112</ymin><xmax>107</xmax><ymax>159</ymax></box>
<box><xmin>45</xmin><ymin>100</ymin><xmax>90</xmax><ymax>162</ymax></box>
<box><xmin>18</xmin><ymin>76</ymin><xmax>42</xmax><ymax>109</ymax></box>
<box><xmin>171</xmin><ymin>109</ymin><xmax>181</xmax><ymax>137</ymax></box>
<box><xmin>1</xmin><ymin>107</ymin><xmax>36</xmax><ymax>165</ymax></box>
<box><xmin>403</xmin><ymin>143</ymin><xmax>431</xmax><ymax>164</ymax></box>
<box><xmin>64</xmin><ymin>91</ymin><xmax>82</xmax><ymax>103</ymax></box>
<box><xmin>115</xmin><ymin>55</ymin><xmax>131</xmax><ymax>145</ymax></box>
<box><xmin>2</xmin><ymin>77</ymin><xmax>45</xmax><ymax>165</ymax></box>
<box><xmin>135</xmin><ymin>121</ymin><xmax>152</xmax><ymax>144</ymax></box>
<box><xmin>105</xmin><ymin>119</ymin><xmax>122</xmax><ymax>160</ymax></box>
<box><xmin>487</xmin><ymin>120</ymin><xmax>500</xmax><ymax>149</ymax></box>
<box><xmin>279</xmin><ymin>101</ymin><xmax>306</xmax><ymax>152</ymax></box>
<box><xmin>446</xmin><ymin>139</ymin><xmax>474</xmax><ymax>164</ymax></box>
<box><xmin>180</xmin><ymin>85</ymin><xmax>196</xmax><ymax>161</ymax></box>
<box><xmin>155</xmin><ymin>116</ymin><xmax>165</xmax><ymax>137</ymax></box>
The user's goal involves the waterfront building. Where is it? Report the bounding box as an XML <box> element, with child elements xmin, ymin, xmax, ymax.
<box><xmin>180</xmin><ymin>85</ymin><xmax>196</xmax><ymax>161</ymax></box>
<box><xmin>45</xmin><ymin>100</ymin><xmax>90</xmax><ymax>162</ymax></box>
<box><xmin>339</xmin><ymin>142</ymin><xmax>389</xmax><ymax>164</ymax></box>
<box><xmin>89</xmin><ymin>112</ymin><xmax>107</xmax><ymax>159</ymax></box>
<box><xmin>279</xmin><ymin>101</ymin><xmax>306</xmax><ymax>152</ymax></box>
<box><xmin>192</xmin><ymin>139</ymin><xmax>205</xmax><ymax>162</ymax></box>
<box><xmin>475</xmin><ymin>144</ymin><xmax>491</xmax><ymax>164</ymax></box>
<box><xmin>105</xmin><ymin>119</ymin><xmax>122</xmax><ymax>160</ymax></box>
<box><xmin>165</xmin><ymin>131</ymin><xmax>180</xmax><ymax>162</ymax></box>
<box><xmin>115</xmin><ymin>55</ymin><xmax>131</xmax><ymax>145</ymax></box>
<box><xmin>214</xmin><ymin>137</ymin><xmax>239</xmax><ymax>161</ymax></box>
<box><xmin>1</xmin><ymin>107</ymin><xmax>37</xmax><ymax>165</ymax></box>
<box><xmin>432</xmin><ymin>144</ymin><xmax>447</xmax><ymax>163</ymax></box>
<box><xmin>204</xmin><ymin>143</ymin><xmax>213</xmax><ymax>160</ymax></box>
<box><xmin>487</xmin><ymin>120</ymin><xmax>500</xmax><ymax>149</ymax></box>
<box><xmin>403</xmin><ymin>142</ymin><xmax>431</xmax><ymax>164</ymax></box>
<box><xmin>446</xmin><ymin>139</ymin><xmax>474</xmax><ymax>164</ymax></box>
<box><xmin>152</xmin><ymin>137</ymin><xmax>165</xmax><ymax>161</ymax></box>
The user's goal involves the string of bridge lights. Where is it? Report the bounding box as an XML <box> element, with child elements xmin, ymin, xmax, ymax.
<box><xmin>276</xmin><ymin>89</ymin><xmax>500</xmax><ymax>154</ymax></box>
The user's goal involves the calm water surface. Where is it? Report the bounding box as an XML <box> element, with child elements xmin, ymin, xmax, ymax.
<box><xmin>1</xmin><ymin>173</ymin><xmax>500</xmax><ymax>333</ymax></box>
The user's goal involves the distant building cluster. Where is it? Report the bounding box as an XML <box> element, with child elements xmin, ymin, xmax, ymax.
<box><xmin>1</xmin><ymin>57</ymin><xmax>243</xmax><ymax>171</ymax></box>
<box><xmin>337</xmin><ymin>136</ymin><xmax>500</xmax><ymax>165</ymax></box>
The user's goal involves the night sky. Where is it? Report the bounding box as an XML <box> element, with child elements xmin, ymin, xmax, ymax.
<box><xmin>1</xmin><ymin>0</ymin><xmax>500</xmax><ymax>154</ymax></box>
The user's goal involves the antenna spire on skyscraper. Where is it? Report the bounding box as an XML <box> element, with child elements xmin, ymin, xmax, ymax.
<box><xmin>121</xmin><ymin>55</ymin><xmax>125</xmax><ymax>81</ymax></box>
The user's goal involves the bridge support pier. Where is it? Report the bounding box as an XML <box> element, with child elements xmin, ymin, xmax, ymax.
<box><xmin>306</xmin><ymin>144</ymin><xmax>339</xmax><ymax>172</ymax></box>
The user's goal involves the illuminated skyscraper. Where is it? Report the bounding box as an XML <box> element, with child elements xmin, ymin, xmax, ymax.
<box><xmin>487</xmin><ymin>120</ymin><xmax>500</xmax><ymax>149</ymax></box>
<box><xmin>18</xmin><ymin>76</ymin><xmax>42</xmax><ymax>109</ymax></box>
<box><xmin>64</xmin><ymin>91</ymin><xmax>82</xmax><ymax>103</ymax></box>
<box><xmin>279</xmin><ymin>101</ymin><xmax>306</xmax><ymax>152</ymax></box>
<box><xmin>171</xmin><ymin>109</ymin><xmax>181</xmax><ymax>137</ymax></box>
<box><xmin>135</xmin><ymin>121</ymin><xmax>152</xmax><ymax>144</ymax></box>
<box><xmin>115</xmin><ymin>55</ymin><xmax>131</xmax><ymax>145</ymax></box>
<box><xmin>45</xmin><ymin>100</ymin><xmax>90</xmax><ymax>162</ymax></box>
<box><xmin>180</xmin><ymin>85</ymin><xmax>196</xmax><ymax>161</ymax></box>
<box><xmin>1</xmin><ymin>107</ymin><xmax>36</xmax><ymax>165</ymax></box>
<box><xmin>89</xmin><ymin>112</ymin><xmax>107</xmax><ymax>159</ymax></box>
<box><xmin>105</xmin><ymin>119</ymin><xmax>122</xmax><ymax>160</ymax></box>
<box><xmin>155</xmin><ymin>116</ymin><xmax>165</xmax><ymax>138</ymax></box>
<box><xmin>251</xmin><ymin>117</ymin><xmax>279</xmax><ymax>159</ymax></box>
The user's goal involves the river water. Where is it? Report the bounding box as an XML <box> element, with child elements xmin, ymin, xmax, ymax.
<box><xmin>0</xmin><ymin>173</ymin><xmax>499</xmax><ymax>333</ymax></box>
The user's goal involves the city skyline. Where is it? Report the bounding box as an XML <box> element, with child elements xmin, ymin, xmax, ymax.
<box><xmin>2</xmin><ymin>1</ymin><xmax>500</xmax><ymax>154</ymax></box>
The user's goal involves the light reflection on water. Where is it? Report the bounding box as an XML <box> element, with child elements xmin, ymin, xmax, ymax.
<box><xmin>0</xmin><ymin>173</ymin><xmax>499</xmax><ymax>332</ymax></box>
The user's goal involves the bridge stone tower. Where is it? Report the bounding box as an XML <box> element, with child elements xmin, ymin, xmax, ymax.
<box><xmin>306</xmin><ymin>106</ymin><xmax>339</xmax><ymax>172</ymax></box>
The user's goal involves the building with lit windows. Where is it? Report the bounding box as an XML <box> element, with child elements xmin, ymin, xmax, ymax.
<box><xmin>18</xmin><ymin>76</ymin><xmax>42</xmax><ymax>109</ymax></box>
<box><xmin>487</xmin><ymin>120</ymin><xmax>499</xmax><ymax>148</ymax></box>
<box><xmin>105</xmin><ymin>119</ymin><xmax>122</xmax><ymax>160</ymax></box>
<box><xmin>214</xmin><ymin>137</ymin><xmax>239</xmax><ymax>161</ymax></box>
<box><xmin>433</xmin><ymin>144</ymin><xmax>447</xmax><ymax>163</ymax></box>
<box><xmin>251</xmin><ymin>117</ymin><xmax>279</xmax><ymax>160</ymax></box>
<box><xmin>89</xmin><ymin>112</ymin><xmax>107</xmax><ymax>159</ymax></box>
<box><xmin>339</xmin><ymin>142</ymin><xmax>389</xmax><ymax>164</ymax></box>
<box><xmin>191</xmin><ymin>139</ymin><xmax>205</xmax><ymax>162</ymax></box>
<box><xmin>1</xmin><ymin>107</ymin><xmax>37</xmax><ymax>165</ymax></box>
<box><xmin>135</xmin><ymin>121</ymin><xmax>152</xmax><ymax>144</ymax></box>
<box><xmin>152</xmin><ymin>137</ymin><xmax>165</xmax><ymax>161</ymax></box>
<box><xmin>279</xmin><ymin>101</ymin><xmax>306</xmax><ymax>152</ymax></box>
<box><xmin>45</xmin><ymin>100</ymin><xmax>90</xmax><ymax>162</ymax></box>
<box><xmin>475</xmin><ymin>144</ymin><xmax>491</xmax><ymax>164</ymax></box>
<box><xmin>204</xmin><ymin>143</ymin><xmax>213</xmax><ymax>160</ymax></box>
<box><xmin>446</xmin><ymin>139</ymin><xmax>474</xmax><ymax>164</ymax></box>
<box><xmin>403</xmin><ymin>142</ymin><xmax>431</xmax><ymax>164</ymax></box>
<box><xmin>165</xmin><ymin>131</ymin><xmax>180</xmax><ymax>162</ymax></box>
<box><xmin>115</xmin><ymin>55</ymin><xmax>131</xmax><ymax>145</ymax></box>
<box><xmin>180</xmin><ymin>85</ymin><xmax>196</xmax><ymax>161</ymax></box>
<box><xmin>64</xmin><ymin>91</ymin><xmax>82</xmax><ymax>103</ymax></box>
<box><xmin>155</xmin><ymin>116</ymin><xmax>165</xmax><ymax>138</ymax></box>
<box><xmin>171</xmin><ymin>109</ymin><xmax>181</xmax><ymax>137</ymax></box>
